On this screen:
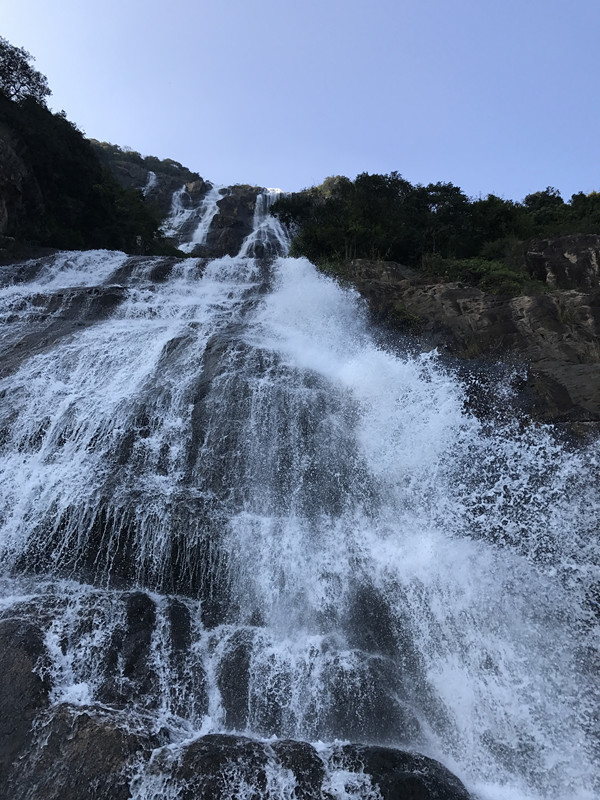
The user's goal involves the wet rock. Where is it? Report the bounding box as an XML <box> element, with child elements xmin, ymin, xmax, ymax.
<box><xmin>347</xmin><ymin>584</ymin><xmax>398</xmax><ymax>657</ymax></box>
<box><xmin>334</xmin><ymin>743</ymin><xmax>472</xmax><ymax>800</ymax></box>
<box><xmin>0</xmin><ymin>283</ymin><xmax>127</xmax><ymax>380</ymax></box>
<box><xmin>6</xmin><ymin>704</ymin><xmax>160</xmax><ymax>800</ymax></box>
<box><xmin>217</xmin><ymin>628</ymin><xmax>255</xmax><ymax>730</ymax></box>
<box><xmin>204</xmin><ymin>185</ymin><xmax>261</xmax><ymax>257</ymax></box>
<box><xmin>98</xmin><ymin>591</ymin><xmax>158</xmax><ymax>708</ymax></box>
<box><xmin>168</xmin><ymin>597</ymin><xmax>192</xmax><ymax>652</ymax></box>
<box><xmin>157</xmin><ymin>734</ymin><xmax>269</xmax><ymax>800</ymax></box>
<box><xmin>122</xmin><ymin>592</ymin><xmax>156</xmax><ymax>680</ymax></box>
<box><xmin>166</xmin><ymin>599</ymin><xmax>209</xmax><ymax>720</ymax></box>
<box><xmin>345</xmin><ymin>259</ymin><xmax>600</xmax><ymax>425</ymax></box>
<box><xmin>146</xmin><ymin>735</ymin><xmax>471</xmax><ymax>800</ymax></box>
<box><xmin>270</xmin><ymin>739</ymin><xmax>326</xmax><ymax>800</ymax></box>
<box><xmin>0</xmin><ymin>618</ymin><xmax>51</xmax><ymax>784</ymax></box>
<box><xmin>329</xmin><ymin>656</ymin><xmax>422</xmax><ymax>745</ymax></box>
<box><xmin>148</xmin><ymin>257</ymin><xmax>175</xmax><ymax>282</ymax></box>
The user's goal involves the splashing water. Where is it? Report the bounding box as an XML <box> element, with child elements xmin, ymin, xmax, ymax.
<box><xmin>0</xmin><ymin>188</ymin><xmax>597</xmax><ymax>800</ymax></box>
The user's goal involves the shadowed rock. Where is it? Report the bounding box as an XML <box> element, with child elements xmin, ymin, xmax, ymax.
<box><xmin>334</xmin><ymin>743</ymin><xmax>472</xmax><ymax>800</ymax></box>
<box><xmin>6</xmin><ymin>704</ymin><xmax>162</xmax><ymax>800</ymax></box>
<box><xmin>0</xmin><ymin>618</ymin><xmax>51</xmax><ymax>785</ymax></box>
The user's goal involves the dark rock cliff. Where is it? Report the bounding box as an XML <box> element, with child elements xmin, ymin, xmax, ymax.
<box><xmin>525</xmin><ymin>234</ymin><xmax>600</xmax><ymax>290</ymax></box>
<box><xmin>0</xmin><ymin>120</ymin><xmax>43</xmax><ymax>240</ymax></box>
<box><xmin>97</xmin><ymin>151</ymin><xmax>262</xmax><ymax>258</ymax></box>
<box><xmin>342</xmin><ymin>245</ymin><xmax>600</xmax><ymax>429</ymax></box>
<box><xmin>204</xmin><ymin>185</ymin><xmax>261</xmax><ymax>257</ymax></box>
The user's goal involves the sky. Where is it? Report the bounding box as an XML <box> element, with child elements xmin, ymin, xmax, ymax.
<box><xmin>2</xmin><ymin>0</ymin><xmax>599</xmax><ymax>200</ymax></box>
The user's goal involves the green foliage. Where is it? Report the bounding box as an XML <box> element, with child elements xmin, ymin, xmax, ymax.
<box><xmin>90</xmin><ymin>140</ymin><xmax>200</xmax><ymax>182</ymax></box>
<box><xmin>565</xmin><ymin>191</ymin><xmax>600</xmax><ymax>233</ymax></box>
<box><xmin>422</xmin><ymin>254</ymin><xmax>546</xmax><ymax>296</ymax></box>
<box><xmin>390</xmin><ymin>302</ymin><xmax>421</xmax><ymax>328</ymax></box>
<box><xmin>0</xmin><ymin>36</ymin><xmax>51</xmax><ymax>105</ymax></box>
<box><xmin>0</xmin><ymin>94</ymin><xmax>165</xmax><ymax>253</ymax></box>
<box><xmin>272</xmin><ymin>172</ymin><xmax>600</xmax><ymax>295</ymax></box>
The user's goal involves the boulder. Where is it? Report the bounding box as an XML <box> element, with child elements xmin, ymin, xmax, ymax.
<box><xmin>145</xmin><ymin>735</ymin><xmax>472</xmax><ymax>800</ymax></box>
<box><xmin>334</xmin><ymin>743</ymin><xmax>471</xmax><ymax>800</ymax></box>
<box><xmin>151</xmin><ymin>734</ymin><xmax>269</xmax><ymax>800</ymax></box>
<box><xmin>6</xmin><ymin>704</ymin><xmax>161</xmax><ymax>800</ymax></box>
<box><xmin>270</xmin><ymin>739</ymin><xmax>326</xmax><ymax>800</ymax></box>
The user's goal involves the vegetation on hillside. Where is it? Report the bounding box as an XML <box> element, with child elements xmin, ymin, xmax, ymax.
<box><xmin>271</xmin><ymin>174</ymin><xmax>600</xmax><ymax>294</ymax></box>
<box><xmin>0</xmin><ymin>36</ymin><xmax>179</xmax><ymax>254</ymax></box>
<box><xmin>0</xmin><ymin>93</ymin><xmax>167</xmax><ymax>252</ymax></box>
<box><xmin>90</xmin><ymin>140</ymin><xmax>200</xmax><ymax>183</ymax></box>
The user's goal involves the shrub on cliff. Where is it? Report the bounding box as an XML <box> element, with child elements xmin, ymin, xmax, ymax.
<box><xmin>91</xmin><ymin>140</ymin><xmax>201</xmax><ymax>183</ymax></box>
<box><xmin>422</xmin><ymin>254</ymin><xmax>545</xmax><ymax>295</ymax></box>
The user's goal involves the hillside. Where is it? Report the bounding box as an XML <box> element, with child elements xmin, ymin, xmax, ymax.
<box><xmin>0</xmin><ymin>93</ymin><xmax>168</xmax><ymax>258</ymax></box>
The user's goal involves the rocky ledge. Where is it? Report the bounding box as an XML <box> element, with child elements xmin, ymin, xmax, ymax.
<box><xmin>0</xmin><ymin>606</ymin><xmax>472</xmax><ymax>800</ymax></box>
<box><xmin>342</xmin><ymin>235</ymin><xmax>600</xmax><ymax>431</ymax></box>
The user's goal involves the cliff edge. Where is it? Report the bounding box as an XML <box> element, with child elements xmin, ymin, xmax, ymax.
<box><xmin>341</xmin><ymin>237</ymin><xmax>600</xmax><ymax>429</ymax></box>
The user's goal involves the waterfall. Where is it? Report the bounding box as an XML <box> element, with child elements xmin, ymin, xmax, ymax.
<box><xmin>239</xmin><ymin>189</ymin><xmax>290</xmax><ymax>258</ymax></box>
<box><xmin>161</xmin><ymin>183</ymin><xmax>225</xmax><ymax>249</ymax></box>
<box><xmin>178</xmin><ymin>185</ymin><xmax>225</xmax><ymax>254</ymax></box>
<box><xmin>142</xmin><ymin>171</ymin><xmax>158</xmax><ymax>197</ymax></box>
<box><xmin>160</xmin><ymin>183</ymin><xmax>195</xmax><ymax>239</ymax></box>
<box><xmin>0</xmin><ymin>188</ymin><xmax>597</xmax><ymax>800</ymax></box>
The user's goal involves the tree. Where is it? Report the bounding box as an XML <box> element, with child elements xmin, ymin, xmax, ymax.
<box><xmin>0</xmin><ymin>36</ymin><xmax>51</xmax><ymax>104</ymax></box>
<box><xmin>522</xmin><ymin>186</ymin><xmax>565</xmax><ymax>230</ymax></box>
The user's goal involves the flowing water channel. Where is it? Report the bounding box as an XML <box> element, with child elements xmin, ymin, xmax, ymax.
<box><xmin>0</xmin><ymin>188</ymin><xmax>597</xmax><ymax>799</ymax></box>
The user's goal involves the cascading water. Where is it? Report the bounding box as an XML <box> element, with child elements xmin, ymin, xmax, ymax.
<box><xmin>142</xmin><ymin>171</ymin><xmax>158</xmax><ymax>197</ymax></box>
<box><xmin>177</xmin><ymin>185</ymin><xmax>225</xmax><ymax>254</ymax></box>
<box><xmin>161</xmin><ymin>182</ymin><xmax>225</xmax><ymax>250</ymax></box>
<box><xmin>239</xmin><ymin>190</ymin><xmax>290</xmax><ymax>258</ymax></box>
<box><xmin>0</xmin><ymin>187</ymin><xmax>597</xmax><ymax>800</ymax></box>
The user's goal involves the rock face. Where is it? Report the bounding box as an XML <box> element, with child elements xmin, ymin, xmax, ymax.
<box><xmin>144</xmin><ymin>734</ymin><xmax>472</xmax><ymax>800</ymax></box>
<box><xmin>204</xmin><ymin>185</ymin><xmax>261</xmax><ymax>257</ymax></box>
<box><xmin>345</xmin><ymin>259</ymin><xmax>600</xmax><ymax>426</ymax></box>
<box><xmin>0</xmin><ymin>619</ymin><xmax>51</xmax><ymax>785</ymax></box>
<box><xmin>335</xmin><ymin>744</ymin><xmax>472</xmax><ymax>800</ymax></box>
<box><xmin>107</xmin><ymin>161</ymin><xmax>261</xmax><ymax>258</ymax></box>
<box><xmin>0</xmin><ymin>613</ymin><xmax>472</xmax><ymax>800</ymax></box>
<box><xmin>6</xmin><ymin>705</ymin><xmax>161</xmax><ymax>800</ymax></box>
<box><xmin>0</xmin><ymin>124</ymin><xmax>43</xmax><ymax>240</ymax></box>
<box><xmin>107</xmin><ymin>159</ymin><xmax>211</xmax><ymax>219</ymax></box>
<box><xmin>0</xmin><ymin>590</ymin><xmax>472</xmax><ymax>799</ymax></box>
<box><xmin>525</xmin><ymin>234</ymin><xmax>600</xmax><ymax>290</ymax></box>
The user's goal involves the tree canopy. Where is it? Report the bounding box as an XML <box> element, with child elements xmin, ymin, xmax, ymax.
<box><xmin>271</xmin><ymin>174</ymin><xmax>600</xmax><ymax>294</ymax></box>
<box><xmin>0</xmin><ymin>36</ymin><xmax>51</xmax><ymax>104</ymax></box>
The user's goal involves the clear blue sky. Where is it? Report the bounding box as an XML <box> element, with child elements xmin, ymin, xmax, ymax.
<box><xmin>3</xmin><ymin>0</ymin><xmax>599</xmax><ymax>200</ymax></box>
